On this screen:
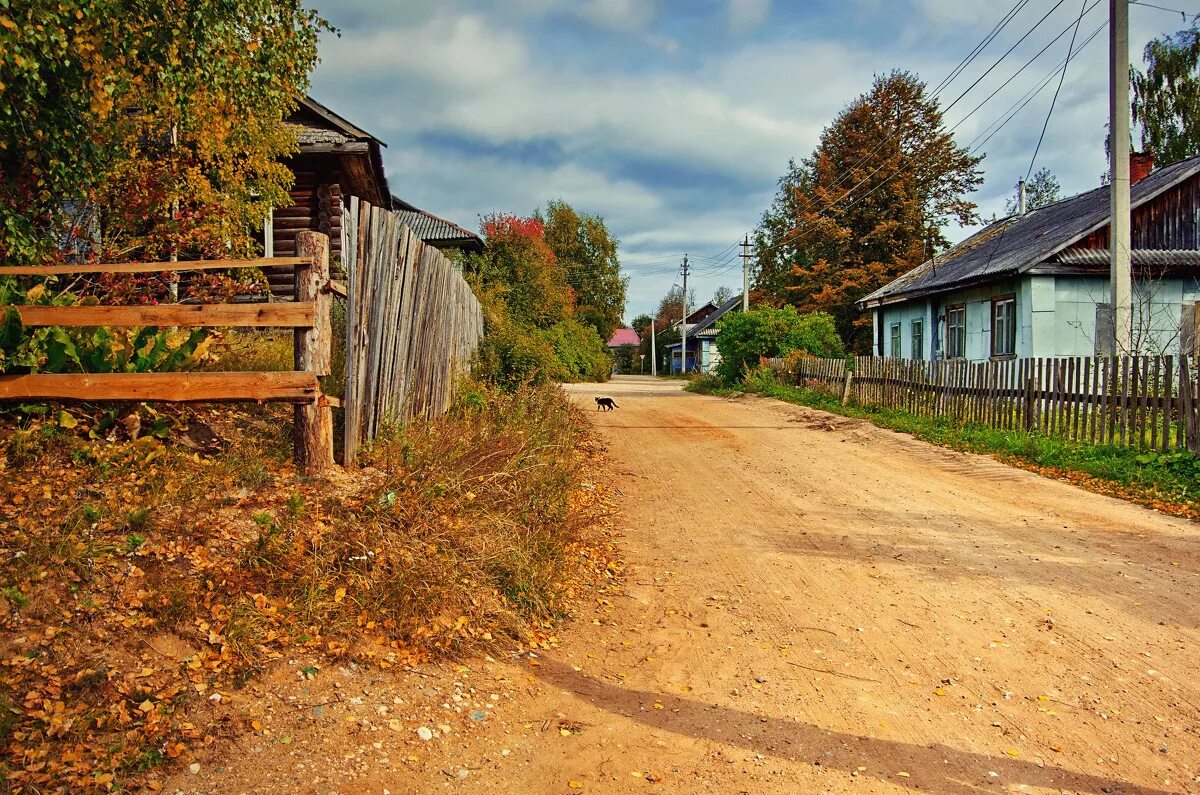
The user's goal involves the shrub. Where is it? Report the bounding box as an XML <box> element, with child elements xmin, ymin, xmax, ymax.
<box><xmin>539</xmin><ymin>319</ymin><xmax>612</xmax><ymax>383</ymax></box>
<box><xmin>715</xmin><ymin>307</ymin><xmax>843</xmax><ymax>383</ymax></box>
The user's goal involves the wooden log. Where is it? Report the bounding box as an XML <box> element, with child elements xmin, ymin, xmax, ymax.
<box><xmin>0</xmin><ymin>257</ymin><xmax>309</xmax><ymax>276</ymax></box>
<box><xmin>10</xmin><ymin>302</ymin><xmax>315</xmax><ymax>328</ymax></box>
<box><xmin>0</xmin><ymin>371</ymin><xmax>318</xmax><ymax>402</ymax></box>
<box><xmin>293</xmin><ymin>232</ymin><xmax>335</xmax><ymax>476</ymax></box>
<box><xmin>1183</xmin><ymin>356</ymin><xmax>1198</xmax><ymax>453</ymax></box>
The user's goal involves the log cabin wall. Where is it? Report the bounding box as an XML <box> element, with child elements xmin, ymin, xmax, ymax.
<box><xmin>1075</xmin><ymin>171</ymin><xmax>1200</xmax><ymax>252</ymax></box>
<box><xmin>265</xmin><ymin>155</ymin><xmax>346</xmax><ymax>298</ymax></box>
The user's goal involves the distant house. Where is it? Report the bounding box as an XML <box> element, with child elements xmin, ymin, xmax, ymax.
<box><xmin>606</xmin><ymin>327</ymin><xmax>640</xmax><ymax>348</ymax></box>
<box><xmin>666</xmin><ymin>294</ymin><xmax>743</xmax><ymax>373</ymax></box>
<box><xmin>859</xmin><ymin>153</ymin><xmax>1200</xmax><ymax>361</ymax></box>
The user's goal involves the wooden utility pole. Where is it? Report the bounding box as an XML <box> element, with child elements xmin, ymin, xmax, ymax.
<box><xmin>680</xmin><ymin>255</ymin><xmax>690</xmax><ymax>374</ymax></box>
<box><xmin>1110</xmin><ymin>0</ymin><xmax>1132</xmax><ymax>354</ymax></box>
<box><xmin>741</xmin><ymin>234</ymin><xmax>751</xmax><ymax>312</ymax></box>
<box><xmin>650</xmin><ymin>317</ymin><xmax>657</xmax><ymax>377</ymax></box>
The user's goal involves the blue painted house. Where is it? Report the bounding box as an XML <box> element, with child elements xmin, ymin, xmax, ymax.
<box><xmin>667</xmin><ymin>294</ymin><xmax>743</xmax><ymax>373</ymax></box>
<box><xmin>859</xmin><ymin>153</ymin><xmax>1200</xmax><ymax>361</ymax></box>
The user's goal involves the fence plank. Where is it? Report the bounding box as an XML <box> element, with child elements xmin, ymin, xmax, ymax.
<box><xmin>10</xmin><ymin>302</ymin><xmax>315</xmax><ymax>329</ymax></box>
<box><xmin>0</xmin><ymin>371</ymin><xmax>318</xmax><ymax>402</ymax></box>
<box><xmin>0</xmin><ymin>257</ymin><xmax>309</xmax><ymax>276</ymax></box>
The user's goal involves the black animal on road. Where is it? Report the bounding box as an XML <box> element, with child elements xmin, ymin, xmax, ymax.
<box><xmin>595</xmin><ymin>397</ymin><xmax>618</xmax><ymax>411</ymax></box>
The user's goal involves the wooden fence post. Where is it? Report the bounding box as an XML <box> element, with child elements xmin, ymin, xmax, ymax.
<box><xmin>294</xmin><ymin>231</ymin><xmax>335</xmax><ymax>475</ymax></box>
<box><xmin>1023</xmin><ymin>376</ymin><xmax>1037</xmax><ymax>431</ymax></box>
<box><xmin>841</xmin><ymin>368</ymin><xmax>854</xmax><ymax>406</ymax></box>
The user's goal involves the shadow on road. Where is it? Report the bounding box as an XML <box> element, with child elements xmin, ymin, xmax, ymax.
<box><xmin>531</xmin><ymin>657</ymin><xmax>1170</xmax><ymax>795</ymax></box>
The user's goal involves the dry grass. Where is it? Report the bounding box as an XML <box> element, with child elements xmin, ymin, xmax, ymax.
<box><xmin>0</xmin><ymin>380</ymin><xmax>615</xmax><ymax>791</ymax></box>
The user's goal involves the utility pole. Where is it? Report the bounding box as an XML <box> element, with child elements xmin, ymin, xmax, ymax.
<box><xmin>740</xmin><ymin>234</ymin><xmax>751</xmax><ymax>312</ymax></box>
<box><xmin>680</xmin><ymin>255</ymin><xmax>690</xmax><ymax>375</ymax></box>
<box><xmin>650</xmin><ymin>317</ymin><xmax>657</xmax><ymax>377</ymax></box>
<box><xmin>1110</xmin><ymin>0</ymin><xmax>1132</xmax><ymax>354</ymax></box>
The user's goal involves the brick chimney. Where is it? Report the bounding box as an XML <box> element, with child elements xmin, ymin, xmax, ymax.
<box><xmin>1130</xmin><ymin>150</ymin><xmax>1155</xmax><ymax>184</ymax></box>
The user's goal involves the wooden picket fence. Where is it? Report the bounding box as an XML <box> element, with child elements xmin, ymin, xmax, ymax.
<box><xmin>0</xmin><ymin>232</ymin><xmax>338</xmax><ymax>474</ymax></box>
<box><xmin>784</xmin><ymin>355</ymin><xmax>1200</xmax><ymax>453</ymax></box>
<box><xmin>340</xmin><ymin>198</ymin><xmax>484</xmax><ymax>466</ymax></box>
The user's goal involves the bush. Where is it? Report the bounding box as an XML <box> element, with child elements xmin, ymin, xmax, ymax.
<box><xmin>539</xmin><ymin>319</ymin><xmax>612</xmax><ymax>383</ymax></box>
<box><xmin>715</xmin><ymin>307</ymin><xmax>843</xmax><ymax>383</ymax></box>
<box><xmin>474</xmin><ymin>322</ymin><xmax>561</xmax><ymax>390</ymax></box>
<box><xmin>475</xmin><ymin>318</ymin><xmax>612</xmax><ymax>389</ymax></box>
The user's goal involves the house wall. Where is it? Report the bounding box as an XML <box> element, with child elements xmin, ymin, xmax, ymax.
<box><xmin>876</xmin><ymin>300</ymin><xmax>933</xmax><ymax>359</ymax></box>
<box><xmin>878</xmin><ymin>274</ymin><xmax>1200</xmax><ymax>360</ymax></box>
<box><xmin>1040</xmin><ymin>274</ymin><xmax>1200</xmax><ymax>356</ymax></box>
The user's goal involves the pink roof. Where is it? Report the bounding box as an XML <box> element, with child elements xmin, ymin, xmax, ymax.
<box><xmin>606</xmin><ymin>327</ymin><xmax>640</xmax><ymax>347</ymax></box>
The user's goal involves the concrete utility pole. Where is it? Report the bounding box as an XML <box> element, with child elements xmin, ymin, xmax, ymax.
<box><xmin>741</xmin><ymin>234</ymin><xmax>751</xmax><ymax>312</ymax></box>
<box><xmin>650</xmin><ymin>317</ymin><xmax>657</xmax><ymax>377</ymax></box>
<box><xmin>1110</xmin><ymin>0</ymin><xmax>1133</xmax><ymax>354</ymax></box>
<box><xmin>680</xmin><ymin>255</ymin><xmax>690</xmax><ymax>374</ymax></box>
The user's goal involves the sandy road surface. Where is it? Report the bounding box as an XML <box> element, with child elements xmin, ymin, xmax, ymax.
<box><xmin>170</xmin><ymin>376</ymin><xmax>1200</xmax><ymax>794</ymax></box>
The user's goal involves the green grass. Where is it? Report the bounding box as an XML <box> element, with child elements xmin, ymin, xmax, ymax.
<box><xmin>687</xmin><ymin>370</ymin><xmax>1200</xmax><ymax>512</ymax></box>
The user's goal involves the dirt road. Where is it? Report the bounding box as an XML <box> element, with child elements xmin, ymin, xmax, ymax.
<box><xmin>171</xmin><ymin>376</ymin><xmax>1200</xmax><ymax>794</ymax></box>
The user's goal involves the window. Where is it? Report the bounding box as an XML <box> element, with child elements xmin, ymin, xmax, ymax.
<box><xmin>991</xmin><ymin>295</ymin><xmax>1016</xmax><ymax>357</ymax></box>
<box><xmin>889</xmin><ymin>323</ymin><xmax>902</xmax><ymax>358</ymax></box>
<box><xmin>911</xmin><ymin>318</ymin><xmax>924</xmax><ymax>360</ymax></box>
<box><xmin>946</xmin><ymin>304</ymin><xmax>966</xmax><ymax>359</ymax></box>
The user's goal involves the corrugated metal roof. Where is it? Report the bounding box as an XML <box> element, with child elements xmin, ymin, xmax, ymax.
<box><xmin>1057</xmin><ymin>248</ymin><xmax>1200</xmax><ymax>266</ymax></box>
<box><xmin>861</xmin><ymin>154</ymin><xmax>1200</xmax><ymax>306</ymax></box>
<box><xmin>393</xmin><ymin>208</ymin><xmax>484</xmax><ymax>250</ymax></box>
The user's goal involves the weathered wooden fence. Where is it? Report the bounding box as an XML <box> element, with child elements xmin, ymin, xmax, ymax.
<box><xmin>0</xmin><ymin>232</ymin><xmax>338</xmax><ymax>474</ymax></box>
<box><xmin>340</xmin><ymin>198</ymin><xmax>484</xmax><ymax>466</ymax></box>
<box><xmin>784</xmin><ymin>355</ymin><xmax>1200</xmax><ymax>453</ymax></box>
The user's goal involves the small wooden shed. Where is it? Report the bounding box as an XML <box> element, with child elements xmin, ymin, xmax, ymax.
<box><xmin>261</xmin><ymin>97</ymin><xmax>391</xmax><ymax>296</ymax></box>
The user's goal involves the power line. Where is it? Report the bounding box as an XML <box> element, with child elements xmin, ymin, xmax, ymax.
<box><xmin>1026</xmin><ymin>0</ymin><xmax>1089</xmax><ymax>181</ymax></box>
<box><xmin>969</xmin><ymin>19</ymin><xmax>1107</xmax><ymax>153</ymax></box>
<box><xmin>942</xmin><ymin>0</ymin><xmax>1068</xmax><ymax>116</ymax></box>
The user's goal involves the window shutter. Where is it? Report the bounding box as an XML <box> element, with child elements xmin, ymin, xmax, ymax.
<box><xmin>1095</xmin><ymin>303</ymin><xmax>1115</xmax><ymax>357</ymax></box>
<box><xmin>1181</xmin><ymin>302</ymin><xmax>1198</xmax><ymax>359</ymax></box>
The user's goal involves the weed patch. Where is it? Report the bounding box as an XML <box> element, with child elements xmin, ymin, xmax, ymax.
<box><xmin>0</xmin><ymin>382</ymin><xmax>617</xmax><ymax>791</ymax></box>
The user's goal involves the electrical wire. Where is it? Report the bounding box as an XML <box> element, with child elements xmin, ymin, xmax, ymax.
<box><xmin>1026</xmin><ymin>0</ymin><xmax>1090</xmax><ymax>181</ymax></box>
<box><xmin>942</xmin><ymin>0</ymin><xmax>1067</xmax><ymax>116</ymax></box>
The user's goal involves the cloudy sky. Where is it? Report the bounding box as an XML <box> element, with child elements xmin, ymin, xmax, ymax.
<box><xmin>309</xmin><ymin>0</ymin><xmax>1189</xmax><ymax>322</ymax></box>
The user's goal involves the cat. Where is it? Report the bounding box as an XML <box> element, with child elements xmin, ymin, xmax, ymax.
<box><xmin>595</xmin><ymin>397</ymin><xmax>618</xmax><ymax>411</ymax></box>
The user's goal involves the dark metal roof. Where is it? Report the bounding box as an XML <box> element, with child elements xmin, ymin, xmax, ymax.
<box><xmin>860</xmin><ymin>154</ymin><xmax>1200</xmax><ymax>307</ymax></box>
<box><xmin>687</xmin><ymin>294</ymin><xmax>743</xmax><ymax>335</ymax></box>
<box><xmin>391</xmin><ymin>196</ymin><xmax>484</xmax><ymax>252</ymax></box>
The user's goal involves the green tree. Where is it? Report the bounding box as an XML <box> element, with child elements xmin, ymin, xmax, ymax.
<box><xmin>711</xmin><ymin>285</ymin><xmax>735</xmax><ymax>305</ymax></box>
<box><xmin>467</xmin><ymin>213</ymin><xmax>612</xmax><ymax>387</ymax></box>
<box><xmin>630</xmin><ymin>313</ymin><xmax>653</xmax><ymax>336</ymax></box>
<box><xmin>1003</xmin><ymin>167</ymin><xmax>1061</xmax><ymax>214</ymax></box>
<box><xmin>0</xmin><ymin>0</ymin><xmax>329</xmax><ymax>263</ymax></box>
<box><xmin>1133</xmin><ymin>16</ymin><xmax>1200</xmax><ymax>167</ymax></box>
<box><xmin>540</xmin><ymin>200</ymin><xmax>628</xmax><ymax>341</ymax></box>
<box><xmin>755</xmin><ymin>71</ymin><xmax>983</xmax><ymax>351</ymax></box>
<box><xmin>715</xmin><ymin>307</ymin><xmax>843</xmax><ymax>383</ymax></box>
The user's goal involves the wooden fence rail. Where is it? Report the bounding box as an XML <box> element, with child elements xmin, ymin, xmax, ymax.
<box><xmin>340</xmin><ymin>198</ymin><xmax>485</xmax><ymax>467</ymax></box>
<box><xmin>0</xmin><ymin>232</ymin><xmax>337</xmax><ymax>474</ymax></box>
<box><xmin>779</xmin><ymin>354</ymin><xmax>1200</xmax><ymax>454</ymax></box>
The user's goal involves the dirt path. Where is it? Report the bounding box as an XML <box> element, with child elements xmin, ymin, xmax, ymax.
<box><xmin>168</xmin><ymin>376</ymin><xmax>1200</xmax><ymax>794</ymax></box>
